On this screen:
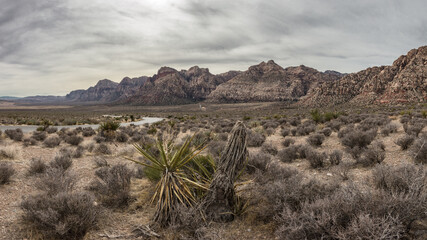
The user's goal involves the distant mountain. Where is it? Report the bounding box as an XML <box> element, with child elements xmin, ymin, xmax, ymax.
<box><xmin>0</xmin><ymin>96</ymin><xmax>20</xmax><ymax>100</ymax></box>
<box><xmin>15</xmin><ymin>95</ymin><xmax>65</xmax><ymax>104</ymax></box>
<box><xmin>206</xmin><ymin>60</ymin><xmax>342</xmax><ymax>103</ymax></box>
<box><xmin>300</xmin><ymin>46</ymin><xmax>427</xmax><ymax>106</ymax></box>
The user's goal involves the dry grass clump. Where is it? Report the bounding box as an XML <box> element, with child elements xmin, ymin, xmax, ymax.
<box><xmin>396</xmin><ymin>134</ymin><xmax>415</xmax><ymax>150</ymax></box>
<box><xmin>27</xmin><ymin>157</ymin><xmax>47</xmax><ymax>176</ymax></box>
<box><xmin>0</xmin><ymin>162</ymin><xmax>15</xmax><ymax>184</ymax></box>
<box><xmin>4</xmin><ymin>128</ymin><xmax>23</xmax><ymax>141</ymax></box>
<box><xmin>43</xmin><ymin>136</ymin><xmax>61</xmax><ymax>148</ymax></box>
<box><xmin>0</xmin><ymin>145</ymin><xmax>21</xmax><ymax>159</ymax></box>
<box><xmin>88</xmin><ymin>164</ymin><xmax>132</xmax><ymax>208</ymax></box>
<box><xmin>319</xmin><ymin>127</ymin><xmax>332</xmax><ymax>137</ymax></box>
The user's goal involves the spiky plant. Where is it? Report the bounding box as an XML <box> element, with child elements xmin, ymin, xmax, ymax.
<box><xmin>128</xmin><ymin>135</ymin><xmax>210</xmax><ymax>226</ymax></box>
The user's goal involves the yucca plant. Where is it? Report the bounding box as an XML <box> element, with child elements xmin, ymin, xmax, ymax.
<box><xmin>127</xmin><ymin>135</ymin><xmax>210</xmax><ymax>226</ymax></box>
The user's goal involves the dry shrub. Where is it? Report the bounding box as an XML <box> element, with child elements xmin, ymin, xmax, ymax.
<box><xmin>45</xmin><ymin>127</ymin><xmax>58</xmax><ymax>134</ymax></box>
<box><xmin>403</xmin><ymin>123</ymin><xmax>425</xmax><ymax>137</ymax></box>
<box><xmin>43</xmin><ymin>136</ymin><xmax>61</xmax><ymax>148</ymax></box>
<box><xmin>93</xmin><ymin>157</ymin><xmax>109</xmax><ymax>168</ymax></box>
<box><xmin>23</xmin><ymin>137</ymin><xmax>38</xmax><ymax>147</ymax></box>
<box><xmin>261</xmin><ymin>141</ymin><xmax>278</xmax><ymax>155</ymax></box>
<box><xmin>247</xmin><ymin>152</ymin><xmax>271</xmax><ymax>174</ymax></box>
<box><xmin>20</xmin><ymin>191</ymin><xmax>99</xmax><ymax>240</ymax></box>
<box><xmin>27</xmin><ymin>158</ymin><xmax>47</xmax><ymax>175</ymax></box>
<box><xmin>281</xmin><ymin>128</ymin><xmax>290</xmax><ymax>137</ymax></box>
<box><xmin>95</xmin><ymin>143</ymin><xmax>112</xmax><ymax>155</ymax></box>
<box><xmin>82</xmin><ymin>127</ymin><xmax>96</xmax><ymax>137</ymax></box>
<box><xmin>4</xmin><ymin>128</ymin><xmax>23</xmax><ymax>141</ymax></box>
<box><xmin>247</xmin><ymin>130</ymin><xmax>265</xmax><ymax>147</ymax></box>
<box><xmin>50</xmin><ymin>152</ymin><xmax>73</xmax><ymax>171</ymax></box>
<box><xmin>329</xmin><ymin>150</ymin><xmax>342</xmax><ymax>166</ymax></box>
<box><xmin>32</xmin><ymin>131</ymin><xmax>47</xmax><ymax>141</ymax></box>
<box><xmin>306</xmin><ymin>149</ymin><xmax>327</xmax><ymax>169</ymax></box>
<box><xmin>411</xmin><ymin>135</ymin><xmax>427</xmax><ymax>164</ymax></box>
<box><xmin>36</xmin><ymin>167</ymin><xmax>76</xmax><ymax>196</ymax></box>
<box><xmin>396</xmin><ymin>134</ymin><xmax>415</xmax><ymax>150</ymax></box>
<box><xmin>255</xmin><ymin>175</ymin><xmax>337</xmax><ymax>223</ymax></box>
<box><xmin>306</xmin><ymin>133</ymin><xmax>325</xmax><ymax>147</ymax></box>
<box><xmin>357</xmin><ymin>141</ymin><xmax>386</xmax><ymax>167</ymax></box>
<box><xmin>89</xmin><ymin>164</ymin><xmax>132</xmax><ymax>208</ymax></box>
<box><xmin>65</xmin><ymin>135</ymin><xmax>83</xmax><ymax>146</ymax></box>
<box><xmin>274</xmin><ymin>185</ymin><xmax>405</xmax><ymax>240</ymax></box>
<box><xmin>320</xmin><ymin>127</ymin><xmax>332</xmax><ymax>137</ymax></box>
<box><xmin>278</xmin><ymin>145</ymin><xmax>299</xmax><ymax>163</ymax></box>
<box><xmin>282</xmin><ymin>138</ymin><xmax>295</xmax><ymax>147</ymax></box>
<box><xmin>0</xmin><ymin>162</ymin><xmax>15</xmax><ymax>184</ymax></box>
<box><xmin>372</xmin><ymin>163</ymin><xmax>426</xmax><ymax>194</ymax></box>
<box><xmin>208</xmin><ymin>140</ymin><xmax>226</xmax><ymax>158</ymax></box>
<box><xmin>381</xmin><ymin>123</ymin><xmax>398</xmax><ymax>136</ymax></box>
<box><xmin>115</xmin><ymin>132</ymin><xmax>129</xmax><ymax>142</ymax></box>
<box><xmin>340</xmin><ymin>128</ymin><xmax>377</xmax><ymax>149</ymax></box>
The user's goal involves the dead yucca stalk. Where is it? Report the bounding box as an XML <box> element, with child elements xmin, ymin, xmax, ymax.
<box><xmin>203</xmin><ymin>121</ymin><xmax>248</xmax><ymax>222</ymax></box>
<box><xmin>128</xmin><ymin>135</ymin><xmax>209</xmax><ymax>226</ymax></box>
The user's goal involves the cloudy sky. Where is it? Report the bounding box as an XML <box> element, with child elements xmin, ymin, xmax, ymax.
<box><xmin>1</xmin><ymin>0</ymin><xmax>426</xmax><ymax>97</ymax></box>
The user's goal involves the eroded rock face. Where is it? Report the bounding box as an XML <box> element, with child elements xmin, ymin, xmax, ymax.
<box><xmin>125</xmin><ymin>66</ymin><xmax>240</xmax><ymax>105</ymax></box>
<box><xmin>301</xmin><ymin>46</ymin><xmax>427</xmax><ymax>107</ymax></box>
<box><xmin>66</xmin><ymin>79</ymin><xmax>119</xmax><ymax>102</ymax></box>
<box><xmin>206</xmin><ymin>60</ymin><xmax>342</xmax><ymax>103</ymax></box>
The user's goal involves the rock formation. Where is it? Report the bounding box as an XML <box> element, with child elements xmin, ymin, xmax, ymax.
<box><xmin>206</xmin><ymin>60</ymin><xmax>342</xmax><ymax>103</ymax></box>
<box><xmin>301</xmin><ymin>46</ymin><xmax>427</xmax><ymax>106</ymax></box>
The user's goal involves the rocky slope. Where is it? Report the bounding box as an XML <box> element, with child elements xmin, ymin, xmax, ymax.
<box><xmin>301</xmin><ymin>46</ymin><xmax>427</xmax><ymax>106</ymax></box>
<box><xmin>206</xmin><ymin>60</ymin><xmax>342</xmax><ymax>103</ymax></box>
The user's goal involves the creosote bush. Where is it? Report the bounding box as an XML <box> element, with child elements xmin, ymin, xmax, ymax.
<box><xmin>329</xmin><ymin>150</ymin><xmax>342</xmax><ymax>166</ymax></box>
<box><xmin>95</xmin><ymin>143</ymin><xmax>112</xmax><ymax>155</ymax></box>
<box><xmin>49</xmin><ymin>152</ymin><xmax>73</xmax><ymax>171</ymax></box>
<box><xmin>0</xmin><ymin>162</ymin><xmax>15</xmax><ymax>184</ymax></box>
<box><xmin>261</xmin><ymin>141</ymin><xmax>278</xmax><ymax>155</ymax></box>
<box><xmin>247</xmin><ymin>152</ymin><xmax>271</xmax><ymax>174</ymax></box>
<box><xmin>282</xmin><ymin>138</ymin><xmax>295</xmax><ymax>147</ymax></box>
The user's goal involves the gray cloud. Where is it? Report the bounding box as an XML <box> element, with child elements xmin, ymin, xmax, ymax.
<box><xmin>0</xmin><ymin>0</ymin><xmax>426</xmax><ymax>96</ymax></box>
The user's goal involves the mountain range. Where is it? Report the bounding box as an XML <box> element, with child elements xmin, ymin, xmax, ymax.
<box><xmin>11</xmin><ymin>46</ymin><xmax>427</xmax><ymax>107</ymax></box>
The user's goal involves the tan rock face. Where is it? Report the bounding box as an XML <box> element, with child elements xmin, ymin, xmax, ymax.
<box><xmin>206</xmin><ymin>60</ymin><xmax>342</xmax><ymax>103</ymax></box>
<box><xmin>301</xmin><ymin>46</ymin><xmax>427</xmax><ymax>106</ymax></box>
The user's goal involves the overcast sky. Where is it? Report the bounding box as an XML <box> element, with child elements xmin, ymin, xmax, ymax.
<box><xmin>1</xmin><ymin>0</ymin><xmax>426</xmax><ymax>97</ymax></box>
